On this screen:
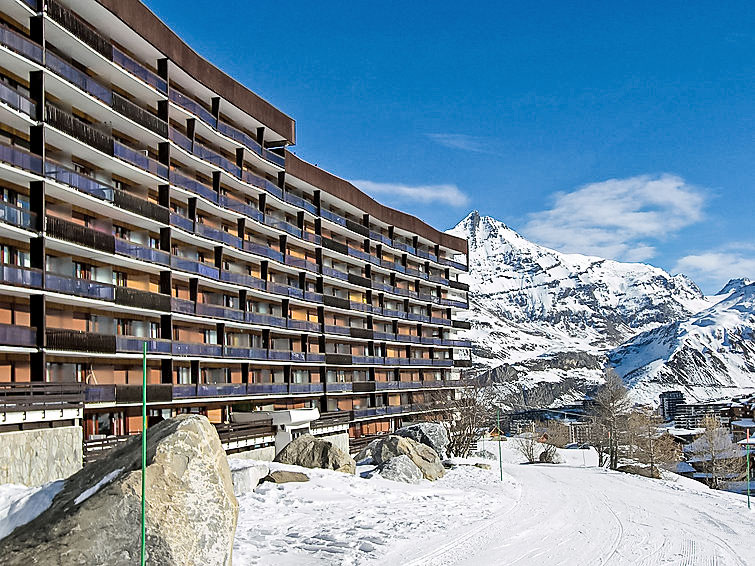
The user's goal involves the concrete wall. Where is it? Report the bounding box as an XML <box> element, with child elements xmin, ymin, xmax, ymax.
<box><xmin>230</xmin><ymin>445</ymin><xmax>276</xmax><ymax>462</ymax></box>
<box><xmin>0</xmin><ymin>426</ymin><xmax>82</xmax><ymax>487</ymax></box>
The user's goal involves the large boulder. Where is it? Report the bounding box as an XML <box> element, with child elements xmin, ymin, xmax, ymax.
<box><xmin>395</xmin><ymin>423</ymin><xmax>450</xmax><ymax>458</ymax></box>
<box><xmin>0</xmin><ymin>415</ymin><xmax>237</xmax><ymax>566</ymax></box>
<box><xmin>377</xmin><ymin>455</ymin><xmax>423</xmax><ymax>484</ymax></box>
<box><xmin>274</xmin><ymin>434</ymin><xmax>356</xmax><ymax>474</ymax></box>
<box><xmin>370</xmin><ymin>435</ymin><xmax>445</xmax><ymax>481</ymax></box>
<box><xmin>229</xmin><ymin>461</ymin><xmax>269</xmax><ymax>496</ymax></box>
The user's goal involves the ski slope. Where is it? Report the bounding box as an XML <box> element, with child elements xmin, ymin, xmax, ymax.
<box><xmin>230</xmin><ymin>444</ymin><xmax>752</xmax><ymax>565</ymax></box>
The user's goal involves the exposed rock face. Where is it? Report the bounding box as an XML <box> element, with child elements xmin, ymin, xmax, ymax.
<box><xmin>377</xmin><ymin>455</ymin><xmax>423</xmax><ymax>484</ymax></box>
<box><xmin>274</xmin><ymin>434</ymin><xmax>356</xmax><ymax>474</ymax></box>
<box><xmin>0</xmin><ymin>415</ymin><xmax>237</xmax><ymax>566</ymax></box>
<box><xmin>369</xmin><ymin>435</ymin><xmax>445</xmax><ymax>481</ymax></box>
<box><xmin>262</xmin><ymin>470</ymin><xmax>310</xmax><ymax>484</ymax></box>
<box><xmin>395</xmin><ymin>423</ymin><xmax>450</xmax><ymax>458</ymax></box>
<box><xmin>0</xmin><ymin>426</ymin><xmax>82</xmax><ymax>487</ymax></box>
<box><xmin>230</xmin><ymin>461</ymin><xmax>269</xmax><ymax>496</ymax></box>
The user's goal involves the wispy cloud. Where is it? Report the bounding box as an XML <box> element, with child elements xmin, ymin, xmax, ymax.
<box><xmin>522</xmin><ymin>174</ymin><xmax>706</xmax><ymax>262</ymax></box>
<box><xmin>425</xmin><ymin>133</ymin><xmax>490</xmax><ymax>154</ymax></box>
<box><xmin>673</xmin><ymin>243</ymin><xmax>755</xmax><ymax>292</ymax></box>
<box><xmin>351</xmin><ymin>179</ymin><xmax>471</xmax><ymax>208</ymax></box>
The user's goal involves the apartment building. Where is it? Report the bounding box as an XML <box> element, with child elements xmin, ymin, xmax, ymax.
<box><xmin>0</xmin><ymin>0</ymin><xmax>470</xmax><ymax>460</ymax></box>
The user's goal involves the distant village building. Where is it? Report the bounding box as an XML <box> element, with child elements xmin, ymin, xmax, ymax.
<box><xmin>659</xmin><ymin>391</ymin><xmax>685</xmax><ymax>422</ymax></box>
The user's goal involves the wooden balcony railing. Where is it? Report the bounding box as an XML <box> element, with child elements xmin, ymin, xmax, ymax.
<box><xmin>0</xmin><ymin>382</ymin><xmax>84</xmax><ymax>413</ymax></box>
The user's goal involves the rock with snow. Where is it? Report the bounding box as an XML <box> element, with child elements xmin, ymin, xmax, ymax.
<box><xmin>394</xmin><ymin>422</ymin><xmax>450</xmax><ymax>458</ymax></box>
<box><xmin>370</xmin><ymin>435</ymin><xmax>445</xmax><ymax>481</ymax></box>
<box><xmin>230</xmin><ymin>461</ymin><xmax>269</xmax><ymax>496</ymax></box>
<box><xmin>376</xmin><ymin>455</ymin><xmax>424</xmax><ymax>484</ymax></box>
<box><xmin>0</xmin><ymin>414</ymin><xmax>237</xmax><ymax>566</ymax></box>
<box><xmin>274</xmin><ymin>434</ymin><xmax>356</xmax><ymax>474</ymax></box>
<box><xmin>262</xmin><ymin>470</ymin><xmax>310</xmax><ymax>484</ymax></box>
<box><xmin>473</xmin><ymin>449</ymin><xmax>497</xmax><ymax>460</ymax></box>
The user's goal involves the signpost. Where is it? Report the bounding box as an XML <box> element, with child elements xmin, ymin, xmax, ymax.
<box><xmin>497</xmin><ymin>408</ymin><xmax>503</xmax><ymax>481</ymax></box>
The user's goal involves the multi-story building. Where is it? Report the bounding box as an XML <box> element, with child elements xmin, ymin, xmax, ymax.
<box><xmin>0</xmin><ymin>0</ymin><xmax>470</xmax><ymax>468</ymax></box>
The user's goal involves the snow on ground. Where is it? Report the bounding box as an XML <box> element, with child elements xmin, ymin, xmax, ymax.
<box><xmin>232</xmin><ymin>442</ymin><xmax>753</xmax><ymax>565</ymax></box>
<box><xmin>0</xmin><ymin>480</ymin><xmax>64</xmax><ymax>539</ymax></box>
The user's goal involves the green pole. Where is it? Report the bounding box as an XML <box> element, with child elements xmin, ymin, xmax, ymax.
<box><xmin>141</xmin><ymin>340</ymin><xmax>147</xmax><ymax>565</ymax></box>
<box><xmin>497</xmin><ymin>408</ymin><xmax>503</xmax><ymax>481</ymax></box>
<box><xmin>747</xmin><ymin>428</ymin><xmax>751</xmax><ymax>510</ymax></box>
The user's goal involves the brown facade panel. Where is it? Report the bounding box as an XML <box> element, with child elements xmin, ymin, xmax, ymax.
<box><xmin>95</xmin><ymin>0</ymin><xmax>296</xmax><ymax>143</ymax></box>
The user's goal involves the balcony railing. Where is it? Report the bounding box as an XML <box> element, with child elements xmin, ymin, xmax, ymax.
<box><xmin>112</xmin><ymin>46</ymin><xmax>167</xmax><ymax>94</ymax></box>
<box><xmin>243</xmin><ymin>241</ymin><xmax>284</xmax><ymax>262</ymax></box>
<box><xmin>0</xmin><ymin>382</ymin><xmax>84</xmax><ymax>413</ymax></box>
<box><xmin>246</xmin><ymin>312</ymin><xmax>287</xmax><ymax>328</ymax></box>
<box><xmin>169</xmin><ymin>89</ymin><xmax>216</xmax><ymax>127</ymax></box>
<box><xmin>321</xmin><ymin>208</ymin><xmax>346</xmax><ymax>227</ymax></box>
<box><xmin>0</xmin><ymin>201</ymin><xmax>35</xmax><ymax>230</ymax></box>
<box><xmin>0</xmin><ymin>24</ymin><xmax>43</xmax><ymax>64</ymax></box>
<box><xmin>169</xmin><ymin>212</ymin><xmax>194</xmax><ymax>232</ymax></box>
<box><xmin>46</xmin><ymin>215</ymin><xmax>115</xmax><ymax>254</ymax></box>
<box><xmin>115</xmin><ymin>286</ymin><xmax>171</xmax><ymax>312</ymax></box>
<box><xmin>170</xmin><ymin>256</ymin><xmax>219</xmax><ymax>279</ymax></box>
<box><xmin>46</xmin><ymin>273</ymin><xmax>114</xmax><ymax>301</ymax></box>
<box><xmin>284</xmin><ymin>192</ymin><xmax>317</xmax><ymax>215</ymax></box>
<box><xmin>116</xmin><ymin>336</ymin><xmax>171</xmax><ymax>354</ymax></box>
<box><xmin>289</xmin><ymin>383</ymin><xmax>324</xmax><ymax>394</ymax></box>
<box><xmin>219</xmin><ymin>195</ymin><xmax>263</xmax><ymax>222</ymax></box>
<box><xmin>285</xmin><ymin>255</ymin><xmax>318</xmax><ymax>273</ymax></box>
<box><xmin>0</xmin><ymin>140</ymin><xmax>43</xmax><ymax>175</ymax></box>
<box><xmin>196</xmin><ymin>302</ymin><xmax>244</xmax><ymax>321</ymax></box>
<box><xmin>195</xmin><ymin>222</ymin><xmax>242</xmax><ymax>248</ymax></box>
<box><xmin>112</xmin><ymin>93</ymin><xmax>167</xmax><ymax>137</ymax></box>
<box><xmin>45</xmin><ymin>51</ymin><xmax>112</xmax><ymax>104</ymax></box>
<box><xmin>0</xmin><ymin>323</ymin><xmax>36</xmax><ymax>347</ymax></box>
<box><xmin>287</xmin><ymin>318</ymin><xmax>320</xmax><ymax>332</ymax></box>
<box><xmin>46</xmin><ymin>328</ymin><xmax>116</xmax><ymax>353</ymax></box>
<box><xmin>264</xmin><ymin>216</ymin><xmax>301</xmax><ymax>238</ymax></box>
<box><xmin>0</xmin><ymin>264</ymin><xmax>43</xmax><ymax>288</ymax></box>
<box><xmin>47</xmin><ymin>0</ymin><xmax>112</xmax><ymax>59</ymax></box>
<box><xmin>114</xmin><ymin>141</ymin><xmax>168</xmax><ymax>179</ymax></box>
<box><xmin>220</xmin><ymin>270</ymin><xmax>266</xmax><ymax>290</ymax></box>
<box><xmin>46</xmin><ymin>103</ymin><xmax>114</xmax><ymax>155</ymax></box>
<box><xmin>0</xmin><ymin>81</ymin><xmax>36</xmax><ymax>117</ymax></box>
<box><xmin>114</xmin><ymin>238</ymin><xmax>170</xmax><ymax>265</ymax></box>
<box><xmin>247</xmin><ymin>383</ymin><xmax>288</xmax><ymax>395</ymax></box>
<box><xmin>44</xmin><ymin>160</ymin><xmax>113</xmax><ymax>200</ymax></box>
<box><xmin>172</xmin><ymin>341</ymin><xmax>223</xmax><ymax>357</ymax></box>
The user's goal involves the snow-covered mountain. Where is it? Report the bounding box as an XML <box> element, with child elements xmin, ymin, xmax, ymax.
<box><xmin>446</xmin><ymin>211</ymin><xmax>755</xmax><ymax>407</ymax></box>
<box><xmin>610</xmin><ymin>280</ymin><xmax>755</xmax><ymax>404</ymax></box>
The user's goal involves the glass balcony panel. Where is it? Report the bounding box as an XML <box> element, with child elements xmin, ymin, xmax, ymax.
<box><xmin>0</xmin><ymin>323</ymin><xmax>36</xmax><ymax>347</ymax></box>
<box><xmin>169</xmin><ymin>212</ymin><xmax>194</xmax><ymax>232</ymax></box>
<box><xmin>45</xmin><ymin>161</ymin><xmax>114</xmax><ymax>200</ymax></box>
<box><xmin>169</xmin><ymin>89</ymin><xmax>216</xmax><ymax>127</ymax></box>
<box><xmin>168</xmin><ymin>126</ymin><xmax>194</xmax><ymax>154</ymax></box>
<box><xmin>45</xmin><ymin>52</ymin><xmax>112</xmax><ymax>104</ymax></box>
<box><xmin>321</xmin><ymin>209</ymin><xmax>346</xmax><ymax>227</ymax></box>
<box><xmin>0</xmin><ymin>82</ymin><xmax>35</xmax><ymax>116</ymax></box>
<box><xmin>0</xmin><ymin>265</ymin><xmax>42</xmax><ymax>288</ymax></box>
<box><xmin>219</xmin><ymin>195</ymin><xmax>263</xmax><ymax>222</ymax></box>
<box><xmin>283</xmin><ymin>192</ymin><xmax>317</xmax><ymax>214</ymax></box>
<box><xmin>112</xmin><ymin>46</ymin><xmax>167</xmax><ymax>94</ymax></box>
<box><xmin>0</xmin><ymin>25</ymin><xmax>43</xmax><ymax>64</ymax></box>
<box><xmin>242</xmin><ymin>241</ymin><xmax>283</xmax><ymax>262</ymax></box>
<box><xmin>170</xmin><ymin>297</ymin><xmax>195</xmax><ymax>314</ymax></box>
<box><xmin>113</xmin><ymin>141</ymin><xmax>168</xmax><ymax>179</ymax></box>
<box><xmin>0</xmin><ymin>201</ymin><xmax>35</xmax><ymax>230</ymax></box>
<box><xmin>46</xmin><ymin>274</ymin><xmax>114</xmax><ymax>300</ymax></box>
<box><xmin>220</xmin><ymin>270</ymin><xmax>265</xmax><ymax>290</ymax></box>
<box><xmin>0</xmin><ymin>141</ymin><xmax>43</xmax><ymax>175</ymax></box>
<box><xmin>114</xmin><ymin>238</ymin><xmax>169</xmax><ymax>265</ymax></box>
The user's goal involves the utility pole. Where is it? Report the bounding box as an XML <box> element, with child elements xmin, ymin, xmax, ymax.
<box><xmin>747</xmin><ymin>428</ymin><xmax>751</xmax><ymax>511</ymax></box>
<box><xmin>496</xmin><ymin>408</ymin><xmax>503</xmax><ymax>481</ymax></box>
<box><xmin>141</xmin><ymin>341</ymin><xmax>147</xmax><ymax>566</ymax></box>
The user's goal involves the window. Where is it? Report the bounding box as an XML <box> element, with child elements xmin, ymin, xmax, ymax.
<box><xmin>74</xmin><ymin>261</ymin><xmax>92</xmax><ymax>280</ymax></box>
<box><xmin>113</xmin><ymin>224</ymin><xmax>131</xmax><ymax>240</ymax></box>
<box><xmin>112</xmin><ymin>270</ymin><xmax>127</xmax><ymax>286</ymax></box>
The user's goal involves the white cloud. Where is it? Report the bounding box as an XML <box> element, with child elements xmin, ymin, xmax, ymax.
<box><xmin>673</xmin><ymin>245</ymin><xmax>755</xmax><ymax>293</ymax></box>
<box><xmin>351</xmin><ymin>179</ymin><xmax>471</xmax><ymax>208</ymax></box>
<box><xmin>425</xmin><ymin>133</ymin><xmax>489</xmax><ymax>153</ymax></box>
<box><xmin>522</xmin><ymin>174</ymin><xmax>706</xmax><ymax>262</ymax></box>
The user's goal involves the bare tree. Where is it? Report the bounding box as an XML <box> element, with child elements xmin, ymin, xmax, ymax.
<box><xmin>628</xmin><ymin>409</ymin><xmax>680</xmax><ymax>476</ymax></box>
<box><xmin>685</xmin><ymin>415</ymin><xmax>745</xmax><ymax>490</ymax></box>
<box><xmin>590</xmin><ymin>368</ymin><xmax>631</xmax><ymax>469</ymax></box>
<box><xmin>588</xmin><ymin>422</ymin><xmax>610</xmax><ymax>467</ymax></box>
<box><xmin>433</xmin><ymin>376</ymin><xmax>495</xmax><ymax>457</ymax></box>
<box><xmin>544</xmin><ymin>420</ymin><xmax>570</xmax><ymax>448</ymax></box>
<box><xmin>514</xmin><ymin>432</ymin><xmax>540</xmax><ymax>463</ymax></box>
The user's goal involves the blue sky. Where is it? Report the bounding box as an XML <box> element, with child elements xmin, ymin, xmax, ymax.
<box><xmin>148</xmin><ymin>1</ymin><xmax>754</xmax><ymax>293</ymax></box>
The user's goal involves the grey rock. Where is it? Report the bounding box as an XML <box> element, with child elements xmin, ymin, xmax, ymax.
<box><xmin>472</xmin><ymin>449</ymin><xmax>497</xmax><ymax>460</ymax></box>
<box><xmin>474</xmin><ymin>463</ymin><xmax>492</xmax><ymax>470</ymax></box>
<box><xmin>355</xmin><ymin>439</ymin><xmax>380</xmax><ymax>464</ymax></box>
<box><xmin>274</xmin><ymin>434</ymin><xmax>356</xmax><ymax>474</ymax></box>
<box><xmin>230</xmin><ymin>461</ymin><xmax>269</xmax><ymax>496</ymax></box>
<box><xmin>395</xmin><ymin>423</ymin><xmax>450</xmax><ymax>458</ymax></box>
<box><xmin>262</xmin><ymin>470</ymin><xmax>310</xmax><ymax>483</ymax></box>
<box><xmin>0</xmin><ymin>415</ymin><xmax>237</xmax><ymax>566</ymax></box>
<box><xmin>370</xmin><ymin>435</ymin><xmax>445</xmax><ymax>481</ymax></box>
<box><xmin>377</xmin><ymin>455</ymin><xmax>423</xmax><ymax>484</ymax></box>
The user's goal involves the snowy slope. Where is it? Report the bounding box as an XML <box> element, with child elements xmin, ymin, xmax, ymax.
<box><xmin>610</xmin><ymin>281</ymin><xmax>755</xmax><ymax>404</ymax></box>
<box><xmin>228</xmin><ymin>446</ymin><xmax>750</xmax><ymax>565</ymax></box>
<box><xmin>446</xmin><ymin>211</ymin><xmax>712</xmax><ymax>406</ymax></box>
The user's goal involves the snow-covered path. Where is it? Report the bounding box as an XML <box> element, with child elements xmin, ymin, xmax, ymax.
<box><xmin>391</xmin><ymin>447</ymin><xmax>751</xmax><ymax>566</ymax></box>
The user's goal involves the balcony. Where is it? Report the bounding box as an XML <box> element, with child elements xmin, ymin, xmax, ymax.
<box><xmin>264</xmin><ymin>216</ymin><xmax>301</xmax><ymax>238</ymax></box>
<box><xmin>45</xmin><ymin>50</ymin><xmax>112</xmax><ymax>104</ymax></box>
<box><xmin>195</xmin><ymin>222</ymin><xmax>242</xmax><ymax>248</ymax></box>
<box><xmin>195</xmin><ymin>302</ymin><xmax>244</xmax><ymax>321</ymax></box>
<box><xmin>112</xmin><ymin>93</ymin><xmax>167</xmax><ymax>137</ymax></box>
<box><xmin>284</xmin><ymin>192</ymin><xmax>317</xmax><ymax>215</ymax></box>
<box><xmin>285</xmin><ymin>254</ymin><xmax>319</xmax><ymax>273</ymax></box>
<box><xmin>247</xmin><ymin>383</ymin><xmax>288</xmax><ymax>395</ymax></box>
<box><xmin>112</xmin><ymin>46</ymin><xmax>167</xmax><ymax>94</ymax></box>
<box><xmin>0</xmin><ymin>323</ymin><xmax>36</xmax><ymax>347</ymax></box>
<box><xmin>115</xmin><ymin>286</ymin><xmax>171</xmax><ymax>312</ymax></box>
<box><xmin>266</xmin><ymin>280</ymin><xmax>304</xmax><ymax>299</ymax></box>
<box><xmin>0</xmin><ymin>140</ymin><xmax>43</xmax><ymax>175</ymax></box>
<box><xmin>46</xmin><ymin>273</ymin><xmax>114</xmax><ymax>301</ymax></box>
<box><xmin>243</xmin><ymin>241</ymin><xmax>283</xmax><ymax>262</ymax></box>
<box><xmin>431</xmin><ymin>317</ymin><xmax>452</xmax><ymax>326</ymax></box>
<box><xmin>0</xmin><ymin>201</ymin><xmax>35</xmax><ymax>230</ymax></box>
<box><xmin>169</xmin><ymin>89</ymin><xmax>216</xmax><ymax>127</ymax></box>
<box><xmin>306</xmin><ymin>352</ymin><xmax>325</xmax><ymax>363</ymax></box>
<box><xmin>198</xmin><ymin>383</ymin><xmax>247</xmax><ymax>397</ymax></box>
<box><xmin>170</xmin><ymin>296</ymin><xmax>195</xmax><ymax>314</ymax></box>
<box><xmin>439</xmin><ymin>258</ymin><xmax>467</xmax><ymax>271</ymax></box>
<box><xmin>323</xmin><ymin>324</ymin><xmax>350</xmax><ymax>336</ymax></box>
<box><xmin>115</xmin><ymin>336</ymin><xmax>171</xmax><ymax>354</ymax></box>
<box><xmin>321</xmin><ymin>266</ymin><xmax>348</xmax><ymax>281</ymax></box>
<box><xmin>287</xmin><ymin>318</ymin><xmax>320</xmax><ymax>332</ymax></box>
<box><xmin>320</xmin><ymin>208</ymin><xmax>346</xmax><ymax>227</ymax></box>
<box><xmin>46</xmin><ymin>215</ymin><xmax>115</xmax><ymax>253</ymax></box>
<box><xmin>46</xmin><ymin>328</ymin><xmax>116</xmax><ymax>353</ymax></box>
<box><xmin>289</xmin><ymin>383</ymin><xmax>324</xmax><ymax>394</ymax></box>
<box><xmin>114</xmin><ymin>238</ymin><xmax>170</xmax><ymax>265</ymax></box>
<box><xmin>172</xmin><ymin>342</ymin><xmax>223</xmax><ymax>357</ymax></box>
<box><xmin>170</xmin><ymin>256</ymin><xmax>219</xmax><ymax>279</ymax></box>
<box><xmin>113</xmin><ymin>141</ymin><xmax>168</xmax><ymax>179</ymax></box>
<box><xmin>220</xmin><ymin>270</ymin><xmax>265</xmax><ymax>291</ymax></box>
<box><xmin>47</xmin><ymin>0</ymin><xmax>112</xmax><ymax>59</ymax></box>
<box><xmin>0</xmin><ymin>382</ymin><xmax>84</xmax><ymax>414</ymax></box>
<box><xmin>214</xmin><ymin>421</ymin><xmax>276</xmax><ymax>447</ymax></box>
<box><xmin>193</xmin><ymin>142</ymin><xmax>240</xmax><ymax>177</ymax></box>
<box><xmin>324</xmin><ymin>382</ymin><xmax>352</xmax><ymax>393</ymax></box>
<box><xmin>219</xmin><ymin>195</ymin><xmax>263</xmax><ymax>222</ymax></box>
<box><xmin>0</xmin><ymin>264</ymin><xmax>43</xmax><ymax>288</ymax></box>
<box><xmin>170</xmin><ymin>212</ymin><xmax>194</xmax><ymax>232</ymax></box>
<box><xmin>0</xmin><ymin>81</ymin><xmax>36</xmax><ymax>117</ymax></box>
<box><xmin>242</xmin><ymin>170</ymin><xmax>283</xmax><ymax>199</ymax></box>
<box><xmin>245</xmin><ymin>312</ymin><xmax>286</xmax><ymax>328</ymax></box>
<box><xmin>46</xmin><ymin>103</ymin><xmax>113</xmax><ymax>155</ymax></box>
<box><xmin>0</xmin><ymin>24</ymin><xmax>43</xmax><ymax>65</ymax></box>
